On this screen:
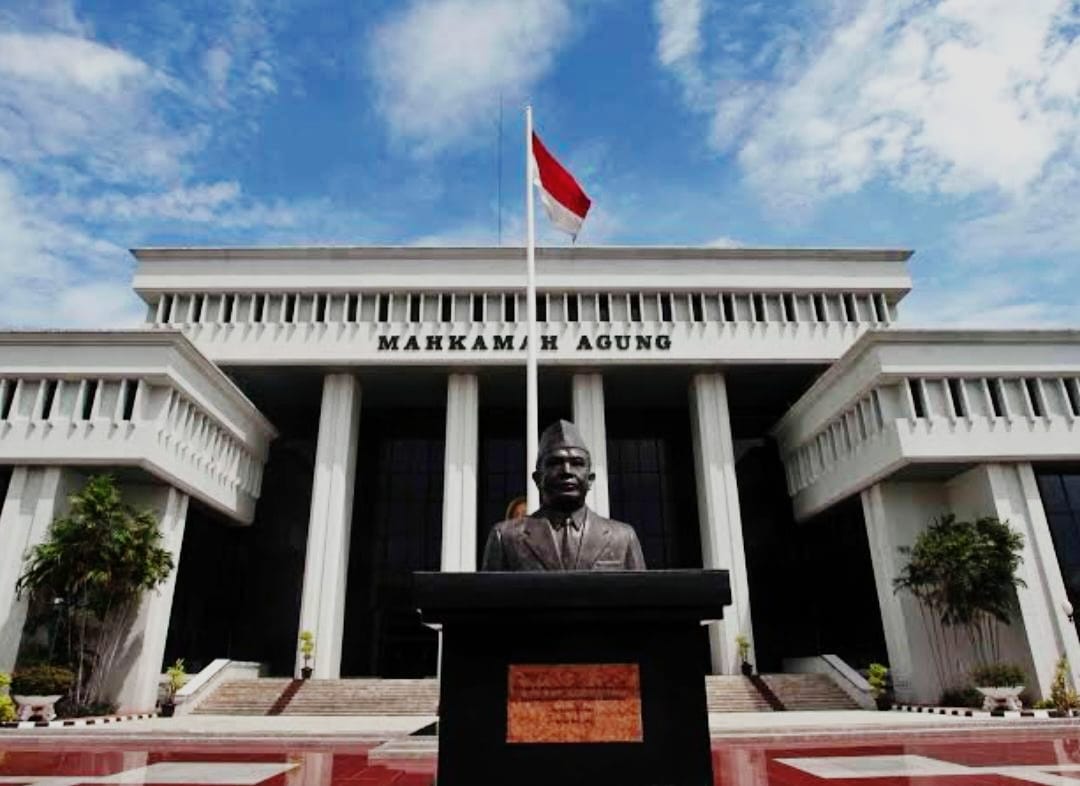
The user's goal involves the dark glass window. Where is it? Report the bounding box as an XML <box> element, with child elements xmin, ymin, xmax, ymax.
<box><xmin>566</xmin><ymin>296</ymin><xmax>579</xmax><ymax>323</ymax></box>
<box><xmin>535</xmin><ymin>294</ymin><xmax>547</xmax><ymax>322</ymax></box>
<box><xmin>504</xmin><ymin>294</ymin><xmax>516</xmax><ymax>322</ymax></box>
<box><xmin>440</xmin><ymin>294</ymin><xmax>452</xmax><ymax>323</ymax></box>
<box><xmin>472</xmin><ymin>294</ymin><xmax>485</xmax><ymax>322</ymax></box>
<box><xmin>343</xmin><ymin>410</ymin><xmax>445</xmax><ymax>677</ymax></box>
<box><xmin>629</xmin><ymin>294</ymin><xmax>642</xmax><ymax>322</ymax></box>
<box><xmin>1037</xmin><ymin>468</ymin><xmax>1080</xmax><ymax>639</ymax></box>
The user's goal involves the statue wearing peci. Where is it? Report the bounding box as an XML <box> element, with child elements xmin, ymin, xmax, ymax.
<box><xmin>481</xmin><ymin>420</ymin><xmax>646</xmax><ymax>571</ymax></box>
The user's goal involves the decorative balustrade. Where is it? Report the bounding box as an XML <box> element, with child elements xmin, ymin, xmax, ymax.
<box><xmin>773</xmin><ymin>331</ymin><xmax>1080</xmax><ymax>521</ymax></box>
<box><xmin>0</xmin><ymin>333</ymin><xmax>275</xmax><ymax>522</ymax></box>
<box><xmin>149</xmin><ymin>289</ymin><xmax>895</xmax><ymax>329</ymax></box>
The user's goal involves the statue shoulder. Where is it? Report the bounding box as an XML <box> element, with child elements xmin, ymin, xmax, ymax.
<box><xmin>492</xmin><ymin>517</ymin><xmax>529</xmax><ymax>536</ymax></box>
<box><xmin>591</xmin><ymin>512</ymin><xmax>640</xmax><ymax>539</ymax></box>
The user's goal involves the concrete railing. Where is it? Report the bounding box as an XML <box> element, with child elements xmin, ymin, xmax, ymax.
<box><xmin>168</xmin><ymin>659</ymin><xmax>264</xmax><ymax>715</ymax></box>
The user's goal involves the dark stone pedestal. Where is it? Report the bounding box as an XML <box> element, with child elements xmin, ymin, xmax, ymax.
<box><xmin>414</xmin><ymin>569</ymin><xmax>731</xmax><ymax>786</ymax></box>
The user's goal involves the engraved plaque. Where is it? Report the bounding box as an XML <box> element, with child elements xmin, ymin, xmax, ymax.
<box><xmin>507</xmin><ymin>663</ymin><xmax>644</xmax><ymax>743</ymax></box>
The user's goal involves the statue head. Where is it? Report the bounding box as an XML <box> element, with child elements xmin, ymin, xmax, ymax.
<box><xmin>531</xmin><ymin>419</ymin><xmax>594</xmax><ymax>512</ymax></box>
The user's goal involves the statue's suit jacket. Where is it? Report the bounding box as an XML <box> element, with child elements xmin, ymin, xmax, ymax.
<box><xmin>481</xmin><ymin>508</ymin><xmax>646</xmax><ymax>571</ymax></box>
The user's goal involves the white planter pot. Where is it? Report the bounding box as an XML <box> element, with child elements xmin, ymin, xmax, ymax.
<box><xmin>13</xmin><ymin>694</ymin><xmax>63</xmax><ymax>722</ymax></box>
<box><xmin>976</xmin><ymin>686</ymin><xmax>1024</xmax><ymax>712</ymax></box>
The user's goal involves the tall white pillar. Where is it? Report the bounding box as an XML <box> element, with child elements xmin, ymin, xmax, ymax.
<box><xmin>297</xmin><ymin>374</ymin><xmax>361</xmax><ymax>678</ymax></box>
<box><xmin>442</xmin><ymin>373</ymin><xmax>479</xmax><ymax>571</ymax></box>
<box><xmin>860</xmin><ymin>483</ymin><xmax>919</xmax><ymax>702</ymax></box>
<box><xmin>689</xmin><ymin>373</ymin><xmax>753</xmax><ymax>674</ymax></box>
<box><xmin>0</xmin><ymin>467</ymin><xmax>74</xmax><ymax>673</ymax></box>
<box><xmin>572</xmin><ymin>372</ymin><xmax>609</xmax><ymax>517</ymax></box>
<box><xmin>110</xmin><ymin>486</ymin><xmax>188</xmax><ymax>711</ymax></box>
<box><xmin>963</xmin><ymin>463</ymin><xmax>1080</xmax><ymax>698</ymax></box>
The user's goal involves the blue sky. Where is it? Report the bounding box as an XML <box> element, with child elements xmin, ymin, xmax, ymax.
<box><xmin>1</xmin><ymin>0</ymin><xmax>1078</xmax><ymax>327</ymax></box>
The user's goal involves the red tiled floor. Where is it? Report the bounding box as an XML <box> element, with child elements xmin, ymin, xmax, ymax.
<box><xmin>5</xmin><ymin>731</ymin><xmax>1080</xmax><ymax>784</ymax></box>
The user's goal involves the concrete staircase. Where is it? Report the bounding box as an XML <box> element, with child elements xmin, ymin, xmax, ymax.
<box><xmin>193</xmin><ymin>678</ymin><xmax>438</xmax><ymax>716</ymax></box>
<box><xmin>761</xmin><ymin>673</ymin><xmax>860</xmax><ymax>711</ymax></box>
<box><xmin>195</xmin><ymin>673</ymin><xmax>858</xmax><ymax>715</ymax></box>
<box><xmin>704</xmin><ymin>676</ymin><xmax>774</xmax><ymax>712</ymax></box>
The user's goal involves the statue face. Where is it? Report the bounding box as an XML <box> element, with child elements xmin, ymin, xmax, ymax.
<box><xmin>532</xmin><ymin>447</ymin><xmax>594</xmax><ymax>510</ymax></box>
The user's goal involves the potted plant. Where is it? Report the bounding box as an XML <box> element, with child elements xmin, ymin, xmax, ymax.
<box><xmin>11</xmin><ymin>664</ymin><xmax>75</xmax><ymax>721</ymax></box>
<box><xmin>1048</xmin><ymin>656</ymin><xmax>1080</xmax><ymax>717</ymax></box>
<box><xmin>867</xmin><ymin>663</ymin><xmax>892</xmax><ymax>710</ymax></box>
<box><xmin>735</xmin><ymin>634</ymin><xmax>753</xmax><ymax>676</ymax></box>
<box><xmin>160</xmin><ymin>659</ymin><xmax>187</xmax><ymax>718</ymax></box>
<box><xmin>299</xmin><ymin>630</ymin><xmax>315</xmax><ymax>679</ymax></box>
<box><xmin>0</xmin><ymin>671</ymin><xmax>16</xmax><ymax>723</ymax></box>
<box><xmin>971</xmin><ymin>662</ymin><xmax>1026</xmax><ymax>712</ymax></box>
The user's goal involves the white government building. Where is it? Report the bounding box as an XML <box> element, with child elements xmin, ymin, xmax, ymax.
<box><xmin>1</xmin><ymin>245</ymin><xmax>1079</xmax><ymax>711</ymax></box>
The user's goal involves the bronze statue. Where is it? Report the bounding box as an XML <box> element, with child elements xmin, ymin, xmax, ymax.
<box><xmin>481</xmin><ymin>420</ymin><xmax>646</xmax><ymax>571</ymax></box>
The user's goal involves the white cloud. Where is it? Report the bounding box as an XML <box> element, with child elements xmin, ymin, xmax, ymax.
<box><xmin>0</xmin><ymin>168</ymin><xmax>142</xmax><ymax>329</ymax></box>
<box><xmin>658</xmin><ymin>0</ymin><xmax>1080</xmax><ymax>220</ymax></box>
<box><xmin>0</xmin><ymin>29</ymin><xmax>198</xmax><ymax>184</ymax></box>
<box><xmin>655</xmin><ymin>0</ymin><xmax>704</xmax><ymax>66</ymax></box>
<box><xmin>0</xmin><ymin>32</ymin><xmax>148</xmax><ymax>93</ymax></box>
<box><xmin>898</xmin><ymin>271</ymin><xmax>1078</xmax><ymax>328</ymax></box>
<box><xmin>368</xmin><ymin>0</ymin><xmax>573</xmax><ymax>155</ymax></box>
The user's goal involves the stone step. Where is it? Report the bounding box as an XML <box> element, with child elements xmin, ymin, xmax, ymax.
<box><xmin>196</xmin><ymin>672</ymin><xmax>861</xmax><ymax>716</ymax></box>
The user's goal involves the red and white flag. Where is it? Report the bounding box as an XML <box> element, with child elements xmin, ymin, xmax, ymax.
<box><xmin>531</xmin><ymin>131</ymin><xmax>592</xmax><ymax>239</ymax></box>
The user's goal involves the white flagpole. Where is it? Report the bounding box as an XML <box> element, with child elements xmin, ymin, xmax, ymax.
<box><xmin>525</xmin><ymin>105</ymin><xmax>540</xmax><ymax>513</ymax></box>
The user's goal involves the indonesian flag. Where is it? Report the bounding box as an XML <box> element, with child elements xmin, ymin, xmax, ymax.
<box><xmin>531</xmin><ymin>131</ymin><xmax>592</xmax><ymax>239</ymax></box>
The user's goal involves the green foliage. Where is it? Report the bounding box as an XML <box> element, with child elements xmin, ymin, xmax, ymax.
<box><xmin>15</xmin><ymin>475</ymin><xmax>175</xmax><ymax>709</ymax></box>
<box><xmin>164</xmin><ymin>659</ymin><xmax>187</xmax><ymax>701</ymax></box>
<box><xmin>893</xmin><ymin>514</ymin><xmax>1024</xmax><ymax>629</ymax></box>
<box><xmin>299</xmin><ymin>630</ymin><xmax>315</xmax><ymax>664</ymax></box>
<box><xmin>893</xmin><ymin>514</ymin><xmax>1025</xmax><ymax>684</ymax></box>
<box><xmin>0</xmin><ymin>671</ymin><xmax>12</xmax><ymax>723</ymax></box>
<box><xmin>939</xmin><ymin>686</ymin><xmax>984</xmax><ymax>708</ymax></box>
<box><xmin>970</xmin><ymin>662</ymin><xmax>1026</xmax><ymax>687</ymax></box>
<box><xmin>735</xmin><ymin>634</ymin><xmax>750</xmax><ymax>663</ymax></box>
<box><xmin>11</xmin><ymin>665</ymin><xmax>75</xmax><ymax>696</ymax></box>
<box><xmin>1050</xmin><ymin>656</ymin><xmax>1080</xmax><ymax>712</ymax></box>
<box><xmin>867</xmin><ymin>663</ymin><xmax>889</xmax><ymax>698</ymax></box>
<box><xmin>16</xmin><ymin>475</ymin><xmax>174</xmax><ymax>617</ymax></box>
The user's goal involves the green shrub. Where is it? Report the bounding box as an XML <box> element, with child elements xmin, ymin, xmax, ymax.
<box><xmin>939</xmin><ymin>686</ymin><xmax>983</xmax><ymax>708</ymax></box>
<box><xmin>735</xmin><ymin>634</ymin><xmax>750</xmax><ymax>663</ymax></box>
<box><xmin>0</xmin><ymin>671</ymin><xmax>13</xmax><ymax>723</ymax></box>
<box><xmin>1049</xmin><ymin>656</ymin><xmax>1080</xmax><ymax>712</ymax></box>
<box><xmin>971</xmin><ymin>662</ymin><xmax>1026</xmax><ymax>687</ymax></box>
<box><xmin>55</xmin><ymin>697</ymin><xmax>116</xmax><ymax>719</ymax></box>
<box><xmin>11</xmin><ymin>665</ymin><xmax>75</xmax><ymax>696</ymax></box>
<box><xmin>165</xmin><ymin>659</ymin><xmax>187</xmax><ymax>701</ymax></box>
<box><xmin>867</xmin><ymin>663</ymin><xmax>889</xmax><ymax>698</ymax></box>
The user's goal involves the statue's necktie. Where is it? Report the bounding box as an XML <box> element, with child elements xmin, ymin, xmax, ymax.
<box><xmin>560</xmin><ymin>519</ymin><xmax>572</xmax><ymax>569</ymax></box>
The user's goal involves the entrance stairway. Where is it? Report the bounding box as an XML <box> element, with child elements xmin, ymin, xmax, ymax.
<box><xmin>761</xmin><ymin>673</ymin><xmax>860</xmax><ymax>711</ymax></box>
<box><xmin>193</xmin><ymin>678</ymin><xmax>439</xmax><ymax>716</ymax></box>
<box><xmin>194</xmin><ymin>674</ymin><xmax>857</xmax><ymax>715</ymax></box>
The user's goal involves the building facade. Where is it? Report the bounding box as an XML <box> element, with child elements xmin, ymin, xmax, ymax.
<box><xmin>1</xmin><ymin>246</ymin><xmax>1078</xmax><ymax>710</ymax></box>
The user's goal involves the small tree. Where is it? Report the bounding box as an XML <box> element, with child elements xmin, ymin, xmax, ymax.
<box><xmin>16</xmin><ymin>475</ymin><xmax>174</xmax><ymax>711</ymax></box>
<box><xmin>893</xmin><ymin>514</ymin><xmax>1025</xmax><ymax>690</ymax></box>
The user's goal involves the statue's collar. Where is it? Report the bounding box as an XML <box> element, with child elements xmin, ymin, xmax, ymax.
<box><xmin>536</xmin><ymin>505</ymin><xmax>587</xmax><ymax>530</ymax></box>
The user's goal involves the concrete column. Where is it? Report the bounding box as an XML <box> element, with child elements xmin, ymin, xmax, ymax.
<box><xmin>860</xmin><ymin>483</ymin><xmax>919</xmax><ymax>702</ymax></box>
<box><xmin>956</xmin><ymin>463</ymin><xmax>1080</xmax><ymax>698</ymax></box>
<box><xmin>441</xmin><ymin>373</ymin><xmax>479</xmax><ymax>571</ymax></box>
<box><xmin>110</xmin><ymin>486</ymin><xmax>188</xmax><ymax>711</ymax></box>
<box><xmin>297</xmin><ymin>374</ymin><xmax>361</xmax><ymax>678</ymax></box>
<box><xmin>0</xmin><ymin>467</ymin><xmax>77</xmax><ymax>673</ymax></box>
<box><xmin>689</xmin><ymin>373</ymin><xmax>753</xmax><ymax>674</ymax></box>
<box><xmin>572</xmin><ymin>372</ymin><xmax>609</xmax><ymax>517</ymax></box>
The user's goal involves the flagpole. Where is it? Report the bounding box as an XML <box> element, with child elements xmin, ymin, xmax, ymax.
<box><xmin>525</xmin><ymin>105</ymin><xmax>540</xmax><ymax>513</ymax></box>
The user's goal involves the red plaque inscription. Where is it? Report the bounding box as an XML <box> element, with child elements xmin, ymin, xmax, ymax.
<box><xmin>507</xmin><ymin>663</ymin><xmax>643</xmax><ymax>743</ymax></box>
